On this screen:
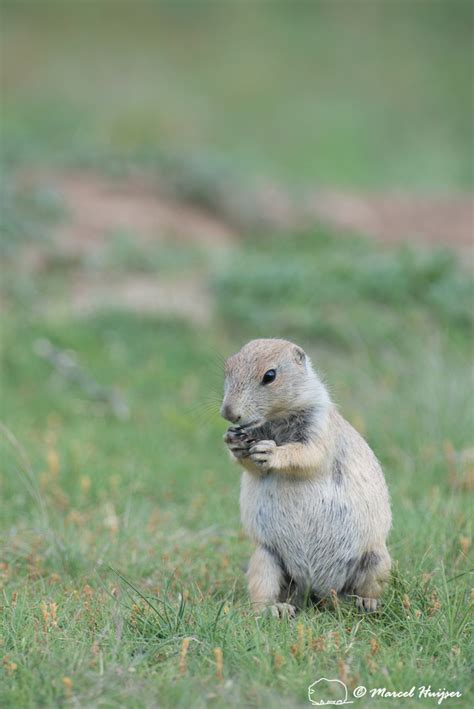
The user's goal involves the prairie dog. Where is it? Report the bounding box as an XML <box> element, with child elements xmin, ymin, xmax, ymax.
<box><xmin>221</xmin><ymin>338</ymin><xmax>391</xmax><ymax>616</ymax></box>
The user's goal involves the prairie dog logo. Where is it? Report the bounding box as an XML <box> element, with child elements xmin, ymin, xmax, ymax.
<box><xmin>308</xmin><ymin>678</ymin><xmax>353</xmax><ymax>706</ymax></box>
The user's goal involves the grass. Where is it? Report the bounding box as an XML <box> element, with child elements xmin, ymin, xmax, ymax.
<box><xmin>1</xmin><ymin>0</ymin><xmax>473</xmax><ymax>187</ymax></box>
<box><xmin>1</xmin><ymin>226</ymin><xmax>473</xmax><ymax>706</ymax></box>
<box><xmin>1</xmin><ymin>1</ymin><xmax>473</xmax><ymax>706</ymax></box>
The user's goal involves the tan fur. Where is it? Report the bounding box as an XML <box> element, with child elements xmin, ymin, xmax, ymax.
<box><xmin>221</xmin><ymin>338</ymin><xmax>392</xmax><ymax>614</ymax></box>
<box><xmin>246</xmin><ymin>546</ymin><xmax>284</xmax><ymax>608</ymax></box>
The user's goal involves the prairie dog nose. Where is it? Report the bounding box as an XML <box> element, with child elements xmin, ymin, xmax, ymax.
<box><xmin>221</xmin><ymin>403</ymin><xmax>241</xmax><ymax>423</ymax></box>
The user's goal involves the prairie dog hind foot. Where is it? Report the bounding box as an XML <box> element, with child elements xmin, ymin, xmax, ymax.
<box><xmin>356</xmin><ymin>597</ymin><xmax>379</xmax><ymax>613</ymax></box>
<box><xmin>261</xmin><ymin>602</ymin><xmax>296</xmax><ymax>619</ymax></box>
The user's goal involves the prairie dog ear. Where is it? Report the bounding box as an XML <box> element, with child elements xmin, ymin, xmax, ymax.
<box><xmin>293</xmin><ymin>346</ymin><xmax>306</xmax><ymax>365</ymax></box>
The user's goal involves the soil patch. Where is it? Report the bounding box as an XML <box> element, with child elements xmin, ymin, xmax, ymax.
<box><xmin>14</xmin><ymin>169</ymin><xmax>472</xmax><ymax>321</ymax></box>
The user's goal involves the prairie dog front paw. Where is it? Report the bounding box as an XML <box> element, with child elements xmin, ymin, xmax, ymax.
<box><xmin>249</xmin><ymin>440</ymin><xmax>277</xmax><ymax>472</ymax></box>
<box><xmin>224</xmin><ymin>427</ymin><xmax>255</xmax><ymax>459</ymax></box>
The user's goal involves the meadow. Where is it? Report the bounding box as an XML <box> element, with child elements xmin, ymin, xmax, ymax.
<box><xmin>1</xmin><ymin>2</ymin><xmax>473</xmax><ymax>707</ymax></box>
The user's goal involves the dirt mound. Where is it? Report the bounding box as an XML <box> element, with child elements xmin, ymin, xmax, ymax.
<box><xmin>14</xmin><ymin>169</ymin><xmax>473</xmax><ymax>321</ymax></box>
<box><xmin>23</xmin><ymin>169</ymin><xmax>236</xmax><ymax>258</ymax></box>
<box><xmin>68</xmin><ymin>273</ymin><xmax>212</xmax><ymax>324</ymax></box>
<box><xmin>306</xmin><ymin>190</ymin><xmax>473</xmax><ymax>254</ymax></box>
<box><xmin>18</xmin><ymin>169</ymin><xmax>237</xmax><ymax>322</ymax></box>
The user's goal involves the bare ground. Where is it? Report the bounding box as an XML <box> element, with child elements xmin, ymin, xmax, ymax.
<box><xmin>17</xmin><ymin>169</ymin><xmax>236</xmax><ymax>322</ymax></box>
<box><xmin>22</xmin><ymin>169</ymin><xmax>236</xmax><ymax>256</ymax></box>
<box><xmin>305</xmin><ymin>190</ymin><xmax>473</xmax><ymax>253</ymax></box>
<box><xmin>14</xmin><ymin>169</ymin><xmax>474</xmax><ymax>322</ymax></box>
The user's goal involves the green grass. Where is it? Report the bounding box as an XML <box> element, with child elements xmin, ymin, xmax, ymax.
<box><xmin>2</xmin><ymin>0</ymin><xmax>473</xmax><ymax>187</ymax></box>
<box><xmin>1</xmin><ymin>1</ymin><xmax>473</xmax><ymax>706</ymax></box>
<box><xmin>1</xmin><ymin>225</ymin><xmax>473</xmax><ymax>706</ymax></box>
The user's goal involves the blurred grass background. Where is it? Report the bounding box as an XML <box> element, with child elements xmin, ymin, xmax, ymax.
<box><xmin>2</xmin><ymin>0</ymin><xmax>473</xmax><ymax>186</ymax></box>
<box><xmin>0</xmin><ymin>1</ymin><xmax>473</xmax><ymax>708</ymax></box>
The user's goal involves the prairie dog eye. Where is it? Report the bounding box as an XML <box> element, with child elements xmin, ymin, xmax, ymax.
<box><xmin>261</xmin><ymin>369</ymin><xmax>276</xmax><ymax>385</ymax></box>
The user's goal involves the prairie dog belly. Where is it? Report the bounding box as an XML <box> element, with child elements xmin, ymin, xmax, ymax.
<box><xmin>240</xmin><ymin>472</ymin><xmax>362</xmax><ymax>597</ymax></box>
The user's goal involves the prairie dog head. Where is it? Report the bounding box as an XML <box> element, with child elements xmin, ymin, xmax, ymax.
<box><xmin>221</xmin><ymin>338</ymin><xmax>329</xmax><ymax>427</ymax></box>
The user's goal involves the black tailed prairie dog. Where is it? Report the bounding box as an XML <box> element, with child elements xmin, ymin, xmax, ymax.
<box><xmin>221</xmin><ymin>338</ymin><xmax>391</xmax><ymax>617</ymax></box>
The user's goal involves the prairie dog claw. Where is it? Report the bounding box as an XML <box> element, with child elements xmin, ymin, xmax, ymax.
<box><xmin>261</xmin><ymin>602</ymin><xmax>296</xmax><ymax>619</ymax></box>
<box><xmin>356</xmin><ymin>596</ymin><xmax>378</xmax><ymax>613</ymax></box>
